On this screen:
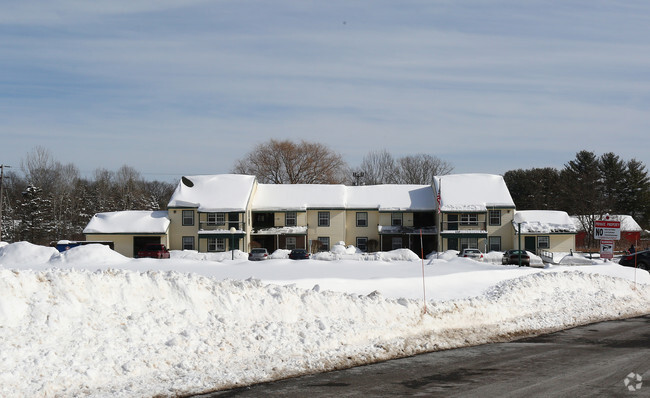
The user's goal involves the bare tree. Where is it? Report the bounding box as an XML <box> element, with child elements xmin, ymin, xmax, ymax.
<box><xmin>396</xmin><ymin>154</ymin><xmax>454</xmax><ymax>184</ymax></box>
<box><xmin>356</xmin><ymin>150</ymin><xmax>453</xmax><ymax>185</ymax></box>
<box><xmin>357</xmin><ymin>149</ymin><xmax>399</xmax><ymax>185</ymax></box>
<box><xmin>114</xmin><ymin>165</ymin><xmax>145</xmax><ymax>209</ymax></box>
<box><xmin>232</xmin><ymin>139</ymin><xmax>347</xmax><ymax>184</ymax></box>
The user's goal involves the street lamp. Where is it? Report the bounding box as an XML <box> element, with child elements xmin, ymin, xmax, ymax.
<box><xmin>230</xmin><ymin>227</ymin><xmax>236</xmax><ymax>260</ymax></box>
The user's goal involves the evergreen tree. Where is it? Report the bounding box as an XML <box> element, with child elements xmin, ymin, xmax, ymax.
<box><xmin>598</xmin><ymin>152</ymin><xmax>627</xmax><ymax>214</ymax></box>
<box><xmin>622</xmin><ymin>159</ymin><xmax>650</xmax><ymax>224</ymax></box>
<box><xmin>504</xmin><ymin>168</ymin><xmax>561</xmax><ymax>210</ymax></box>
<box><xmin>560</xmin><ymin>151</ymin><xmax>604</xmax><ymax>249</ymax></box>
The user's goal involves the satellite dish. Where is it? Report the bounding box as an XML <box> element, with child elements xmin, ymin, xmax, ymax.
<box><xmin>181</xmin><ymin>176</ymin><xmax>194</xmax><ymax>187</ymax></box>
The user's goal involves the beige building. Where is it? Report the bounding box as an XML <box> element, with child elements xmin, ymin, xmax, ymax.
<box><xmin>512</xmin><ymin>210</ymin><xmax>577</xmax><ymax>254</ymax></box>
<box><xmin>83</xmin><ymin>210</ymin><xmax>170</xmax><ymax>257</ymax></box>
<box><xmin>84</xmin><ymin>173</ymin><xmax>575</xmax><ymax>258</ymax></box>
<box><xmin>435</xmin><ymin>174</ymin><xmax>518</xmax><ymax>253</ymax></box>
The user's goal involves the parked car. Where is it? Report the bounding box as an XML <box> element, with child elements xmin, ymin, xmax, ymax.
<box><xmin>289</xmin><ymin>249</ymin><xmax>310</xmax><ymax>260</ymax></box>
<box><xmin>136</xmin><ymin>244</ymin><xmax>170</xmax><ymax>259</ymax></box>
<box><xmin>618</xmin><ymin>250</ymin><xmax>650</xmax><ymax>270</ymax></box>
<box><xmin>458</xmin><ymin>248</ymin><xmax>484</xmax><ymax>261</ymax></box>
<box><xmin>502</xmin><ymin>249</ymin><xmax>530</xmax><ymax>266</ymax></box>
<box><xmin>249</xmin><ymin>248</ymin><xmax>269</xmax><ymax>261</ymax></box>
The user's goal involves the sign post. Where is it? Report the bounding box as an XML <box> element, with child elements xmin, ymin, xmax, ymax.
<box><xmin>594</xmin><ymin>217</ymin><xmax>620</xmax><ymax>260</ymax></box>
<box><xmin>599</xmin><ymin>239</ymin><xmax>615</xmax><ymax>260</ymax></box>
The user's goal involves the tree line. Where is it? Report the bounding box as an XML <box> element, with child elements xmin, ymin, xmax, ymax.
<box><xmin>1</xmin><ymin>147</ymin><xmax>175</xmax><ymax>245</ymax></box>
<box><xmin>504</xmin><ymin>150</ymin><xmax>650</xmax><ymax>247</ymax></box>
<box><xmin>2</xmin><ymin>144</ymin><xmax>648</xmax><ymax>247</ymax></box>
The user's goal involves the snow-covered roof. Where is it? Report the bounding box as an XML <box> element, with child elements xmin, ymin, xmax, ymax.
<box><xmin>83</xmin><ymin>211</ymin><xmax>170</xmax><ymax>234</ymax></box>
<box><xmin>434</xmin><ymin>173</ymin><xmax>515</xmax><ymax>211</ymax></box>
<box><xmin>346</xmin><ymin>185</ymin><xmax>436</xmax><ymax>211</ymax></box>
<box><xmin>252</xmin><ymin>184</ymin><xmax>347</xmax><ymax>211</ymax></box>
<box><xmin>252</xmin><ymin>184</ymin><xmax>436</xmax><ymax>211</ymax></box>
<box><xmin>571</xmin><ymin>215</ymin><xmax>642</xmax><ymax>232</ymax></box>
<box><xmin>167</xmin><ymin>174</ymin><xmax>256</xmax><ymax>212</ymax></box>
<box><xmin>514</xmin><ymin>210</ymin><xmax>576</xmax><ymax>234</ymax></box>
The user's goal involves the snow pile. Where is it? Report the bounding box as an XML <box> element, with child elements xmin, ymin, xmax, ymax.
<box><xmin>0</xmin><ymin>242</ymin><xmax>649</xmax><ymax>397</ymax></box>
<box><xmin>0</xmin><ymin>241</ymin><xmax>60</xmax><ymax>265</ymax></box>
<box><xmin>170</xmin><ymin>249</ymin><xmax>249</xmax><ymax>261</ymax></box>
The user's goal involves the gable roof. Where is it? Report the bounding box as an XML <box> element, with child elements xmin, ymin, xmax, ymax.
<box><xmin>253</xmin><ymin>184</ymin><xmax>347</xmax><ymax>211</ymax></box>
<box><xmin>434</xmin><ymin>173</ymin><xmax>515</xmax><ymax>211</ymax></box>
<box><xmin>252</xmin><ymin>183</ymin><xmax>436</xmax><ymax>211</ymax></box>
<box><xmin>84</xmin><ymin>211</ymin><xmax>170</xmax><ymax>234</ymax></box>
<box><xmin>514</xmin><ymin>210</ymin><xmax>576</xmax><ymax>234</ymax></box>
<box><xmin>167</xmin><ymin>174</ymin><xmax>256</xmax><ymax>212</ymax></box>
<box><xmin>345</xmin><ymin>185</ymin><xmax>436</xmax><ymax>211</ymax></box>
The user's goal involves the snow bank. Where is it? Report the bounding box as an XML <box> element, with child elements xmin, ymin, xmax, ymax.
<box><xmin>0</xmin><ymin>242</ymin><xmax>649</xmax><ymax>397</ymax></box>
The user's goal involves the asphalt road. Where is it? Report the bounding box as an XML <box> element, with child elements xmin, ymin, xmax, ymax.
<box><xmin>195</xmin><ymin>315</ymin><xmax>650</xmax><ymax>397</ymax></box>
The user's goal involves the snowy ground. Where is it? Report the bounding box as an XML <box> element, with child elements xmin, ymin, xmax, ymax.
<box><xmin>1</xmin><ymin>241</ymin><xmax>649</xmax><ymax>397</ymax></box>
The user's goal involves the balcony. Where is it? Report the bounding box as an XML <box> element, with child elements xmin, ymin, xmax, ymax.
<box><xmin>199</xmin><ymin>221</ymin><xmax>245</xmax><ymax>232</ymax></box>
<box><xmin>440</xmin><ymin>221</ymin><xmax>487</xmax><ymax>233</ymax></box>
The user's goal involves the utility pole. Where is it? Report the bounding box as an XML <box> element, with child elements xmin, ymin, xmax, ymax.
<box><xmin>0</xmin><ymin>164</ymin><xmax>10</xmax><ymax>241</ymax></box>
<box><xmin>352</xmin><ymin>171</ymin><xmax>365</xmax><ymax>186</ymax></box>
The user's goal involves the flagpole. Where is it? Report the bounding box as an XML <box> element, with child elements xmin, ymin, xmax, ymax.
<box><xmin>420</xmin><ymin>229</ymin><xmax>427</xmax><ymax>314</ymax></box>
<box><xmin>436</xmin><ymin>178</ymin><xmax>442</xmax><ymax>259</ymax></box>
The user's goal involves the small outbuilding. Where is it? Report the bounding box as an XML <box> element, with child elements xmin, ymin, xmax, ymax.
<box><xmin>83</xmin><ymin>210</ymin><xmax>170</xmax><ymax>257</ymax></box>
<box><xmin>513</xmin><ymin>210</ymin><xmax>577</xmax><ymax>255</ymax></box>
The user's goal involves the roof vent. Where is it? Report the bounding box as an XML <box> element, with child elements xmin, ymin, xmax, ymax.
<box><xmin>181</xmin><ymin>176</ymin><xmax>194</xmax><ymax>188</ymax></box>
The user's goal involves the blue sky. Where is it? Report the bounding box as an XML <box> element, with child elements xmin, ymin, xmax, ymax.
<box><xmin>2</xmin><ymin>1</ymin><xmax>649</xmax><ymax>182</ymax></box>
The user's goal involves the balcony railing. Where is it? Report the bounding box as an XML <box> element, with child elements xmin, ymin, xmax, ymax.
<box><xmin>440</xmin><ymin>221</ymin><xmax>487</xmax><ymax>232</ymax></box>
<box><xmin>199</xmin><ymin>221</ymin><xmax>245</xmax><ymax>231</ymax></box>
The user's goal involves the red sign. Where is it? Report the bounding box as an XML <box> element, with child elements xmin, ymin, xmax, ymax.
<box><xmin>594</xmin><ymin>220</ymin><xmax>621</xmax><ymax>229</ymax></box>
<box><xmin>594</xmin><ymin>220</ymin><xmax>621</xmax><ymax>240</ymax></box>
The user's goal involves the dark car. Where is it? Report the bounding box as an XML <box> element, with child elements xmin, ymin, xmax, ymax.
<box><xmin>618</xmin><ymin>250</ymin><xmax>650</xmax><ymax>270</ymax></box>
<box><xmin>289</xmin><ymin>249</ymin><xmax>310</xmax><ymax>260</ymax></box>
<box><xmin>136</xmin><ymin>244</ymin><xmax>170</xmax><ymax>259</ymax></box>
<box><xmin>502</xmin><ymin>249</ymin><xmax>530</xmax><ymax>266</ymax></box>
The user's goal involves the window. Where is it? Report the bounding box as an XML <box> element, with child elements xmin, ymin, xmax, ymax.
<box><xmin>356</xmin><ymin>212</ymin><xmax>368</xmax><ymax>227</ymax></box>
<box><xmin>182</xmin><ymin>210</ymin><xmax>194</xmax><ymax>226</ymax></box>
<box><xmin>489</xmin><ymin>210</ymin><xmax>501</xmax><ymax>226</ymax></box>
<box><xmin>182</xmin><ymin>236</ymin><xmax>195</xmax><ymax>250</ymax></box>
<box><xmin>460</xmin><ymin>237</ymin><xmax>478</xmax><ymax>250</ymax></box>
<box><xmin>207</xmin><ymin>213</ymin><xmax>226</xmax><ymax>225</ymax></box>
<box><xmin>391</xmin><ymin>237</ymin><xmax>402</xmax><ymax>250</ymax></box>
<box><xmin>317</xmin><ymin>237</ymin><xmax>330</xmax><ymax>251</ymax></box>
<box><xmin>210</xmin><ymin>213</ymin><xmax>225</xmax><ymax>225</ymax></box>
<box><xmin>285</xmin><ymin>212</ymin><xmax>297</xmax><ymax>227</ymax></box>
<box><xmin>489</xmin><ymin>236</ymin><xmax>501</xmax><ymax>252</ymax></box>
<box><xmin>460</xmin><ymin>213</ymin><xmax>478</xmax><ymax>226</ymax></box>
<box><xmin>318</xmin><ymin>211</ymin><xmax>330</xmax><ymax>227</ymax></box>
<box><xmin>208</xmin><ymin>238</ymin><xmax>226</xmax><ymax>252</ymax></box>
<box><xmin>356</xmin><ymin>237</ymin><xmax>368</xmax><ymax>252</ymax></box>
<box><xmin>391</xmin><ymin>213</ymin><xmax>402</xmax><ymax>226</ymax></box>
<box><xmin>538</xmin><ymin>236</ymin><xmax>550</xmax><ymax>249</ymax></box>
<box><xmin>286</xmin><ymin>237</ymin><xmax>296</xmax><ymax>250</ymax></box>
